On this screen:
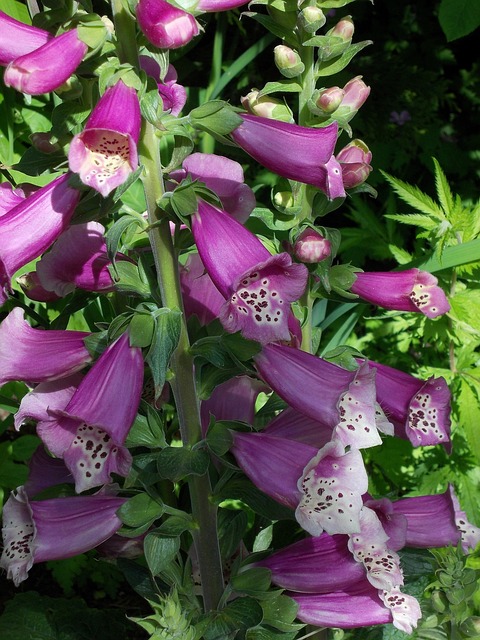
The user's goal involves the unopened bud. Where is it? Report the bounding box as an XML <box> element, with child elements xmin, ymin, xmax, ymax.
<box><xmin>101</xmin><ymin>15</ymin><xmax>115</xmax><ymax>34</ymax></box>
<box><xmin>54</xmin><ymin>75</ymin><xmax>83</xmax><ymax>99</ymax></box>
<box><xmin>326</xmin><ymin>15</ymin><xmax>354</xmax><ymax>42</ymax></box>
<box><xmin>274</xmin><ymin>45</ymin><xmax>305</xmax><ymax>78</ymax></box>
<box><xmin>241</xmin><ymin>89</ymin><xmax>293</xmax><ymax>122</ymax></box>
<box><xmin>273</xmin><ymin>191</ymin><xmax>294</xmax><ymax>209</ymax></box>
<box><xmin>30</xmin><ymin>132</ymin><xmax>61</xmax><ymax>154</ymax></box>
<box><xmin>342</xmin><ymin>76</ymin><xmax>370</xmax><ymax>111</ymax></box>
<box><xmin>314</xmin><ymin>86</ymin><xmax>345</xmax><ymax>114</ymax></box>
<box><xmin>298</xmin><ymin>7</ymin><xmax>326</xmax><ymax>33</ymax></box>
<box><xmin>336</xmin><ymin>139</ymin><xmax>372</xmax><ymax>189</ymax></box>
<box><xmin>294</xmin><ymin>228</ymin><xmax>332</xmax><ymax>263</ymax></box>
<box><xmin>430</xmin><ymin>589</ymin><xmax>448</xmax><ymax>613</ymax></box>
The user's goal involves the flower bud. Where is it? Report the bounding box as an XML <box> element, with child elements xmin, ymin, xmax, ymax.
<box><xmin>313</xmin><ymin>86</ymin><xmax>345</xmax><ymax>114</ymax></box>
<box><xmin>241</xmin><ymin>89</ymin><xmax>293</xmax><ymax>123</ymax></box>
<box><xmin>336</xmin><ymin>139</ymin><xmax>372</xmax><ymax>189</ymax></box>
<box><xmin>273</xmin><ymin>191</ymin><xmax>294</xmax><ymax>209</ymax></box>
<box><xmin>30</xmin><ymin>133</ymin><xmax>61</xmax><ymax>154</ymax></box>
<box><xmin>342</xmin><ymin>76</ymin><xmax>370</xmax><ymax>111</ymax></box>
<box><xmin>326</xmin><ymin>15</ymin><xmax>354</xmax><ymax>42</ymax></box>
<box><xmin>298</xmin><ymin>7</ymin><xmax>326</xmax><ymax>34</ymax></box>
<box><xmin>294</xmin><ymin>228</ymin><xmax>332</xmax><ymax>263</ymax></box>
<box><xmin>274</xmin><ymin>45</ymin><xmax>305</xmax><ymax>78</ymax></box>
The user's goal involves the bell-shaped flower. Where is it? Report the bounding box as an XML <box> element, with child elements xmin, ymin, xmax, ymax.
<box><xmin>230</xmin><ymin>114</ymin><xmax>345</xmax><ymax>199</ymax></box>
<box><xmin>362</xmin><ymin>496</ymin><xmax>407</xmax><ymax>551</ymax></box>
<box><xmin>3</xmin><ymin>29</ymin><xmax>88</xmax><ymax>95</ymax></box>
<box><xmin>367</xmin><ymin>359</ymin><xmax>451</xmax><ymax>447</ymax></box>
<box><xmin>34</xmin><ymin>222</ymin><xmax>128</xmax><ymax>297</ymax></box>
<box><xmin>191</xmin><ymin>199</ymin><xmax>307</xmax><ymax>344</ymax></box>
<box><xmin>449</xmin><ymin>486</ymin><xmax>480</xmax><ymax>552</ymax></box>
<box><xmin>0</xmin><ymin>182</ymin><xmax>34</xmax><ymax>216</ymax></box>
<box><xmin>136</xmin><ymin>0</ymin><xmax>199</xmax><ymax>50</ymax></box>
<box><xmin>254</xmin><ymin>344</ymin><xmax>387</xmax><ymax>449</ymax></box>
<box><xmin>256</xmin><ymin>533</ymin><xmax>366</xmax><ymax>593</ymax></box>
<box><xmin>69</xmin><ymin>80</ymin><xmax>141</xmax><ymax>197</ymax></box>
<box><xmin>19</xmin><ymin>333</ymin><xmax>144</xmax><ymax>493</ymax></box>
<box><xmin>0</xmin><ymin>308</ymin><xmax>91</xmax><ymax>388</ymax></box>
<box><xmin>379</xmin><ymin>588</ymin><xmax>422</xmax><ymax>635</ymax></box>
<box><xmin>0</xmin><ymin>485</ymin><xmax>126</xmax><ymax>586</ymax></box>
<box><xmin>290</xmin><ymin>583</ymin><xmax>393</xmax><ymax>629</ymax></box>
<box><xmin>23</xmin><ymin>445</ymin><xmax>75</xmax><ymax>498</ymax></box>
<box><xmin>0</xmin><ymin>10</ymin><xmax>52</xmax><ymax>66</ymax></box>
<box><xmin>0</xmin><ymin>173</ymin><xmax>82</xmax><ymax>305</ymax></box>
<box><xmin>140</xmin><ymin>56</ymin><xmax>187</xmax><ymax>116</ymax></box>
<box><xmin>263</xmin><ymin>406</ymin><xmax>333</xmax><ymax>450</ymax></box>
<box><xmin>351</xmin><ymin>268</ymin><xmax>450</xmax><ymax>319</ymax></box>
<box><xmin>180</xmin><ymin>253</ymin><xmax>225</xmax><ymax>325</ymax></box>
<box><xmin>17</xmin><ymin>272</ymin><xmax>61</xmax><ymax>303</ymax></box>
<box><xmin>170</xmin><ymin>153</ymin><xmax>256</xmax><ymax>223</ymax></box>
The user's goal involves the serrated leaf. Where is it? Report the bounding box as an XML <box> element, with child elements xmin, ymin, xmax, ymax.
<box><xmin>386</xmin><ymin>213</ymin><xmax>440</xmax><ymax>231</ymax></box>
<box><xmin>457</xmin><ymin>379</ymin><xmax>480</xmax><ymax>464</ymax></box>
<box><xmin>432</xmin><ymin>158</ymin><xmax>454</xmax><ymax>216</ymax></box>
<box><xmin>382</xmin><ymin>172</ymin><xmax>445</xmax><ymax>218</ymax></box>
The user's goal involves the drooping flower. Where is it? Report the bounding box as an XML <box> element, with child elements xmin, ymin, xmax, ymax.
<box><xmin>351</xmin><ymin>269</ymin><xmax>450</xmax><ymax>319</ymax></box>
<box><xmin>170</xmin><ymin>153</ymin><xmax>256</xmax><ymax>223</ymax></box>
<box><xmin>262</xmin><ymin>406</ymin><xmax>333</xmax><ymax>450</ymax></box>
<box><xmin>69</xmin><ymin>80</ymin><xmax>141</xmax><ymax>197</ymax></box>
<box><xmin>136</xmin><ymin>0</ymin><xmax>199</xmax><ymax>50</ymax></box>
<box><xmin>180</xmin><ymin>253</ymin><xmax>225</xmax><ymax>325</ymax></box>
<box><xmin>3</xmin><ymin>29</ymin><xmax>88</xmax><ymax>95</ymax></box>
<box><xmin>0</xmin><ymin>10</ymin><xmax>52</xmax><ymax>66</ymax></box>
<box><xmin>0</xmin><ymin>173</ymin><xmax>82</xmax><ymax>305</ymax></box>
<box><xmin>0</xmin><ymin>485</ymin><xmax>126</xmax><ymax>586</ymax></box>
<box><xmin>139</xmin><ymin>56</ymin><xmax>187</xmax><ymax>116</ymax></box>
<box><xmin>367</xmin><ymin>359</ymin><xmax>451</xmax><ymax>447</ymax></box>
<box><xmin>0</xmin><ymin>308</ymin><xmax>91</xmax><ymax>388</ymax></box>
<box><xmin>34</xmin><ymin>222</ymin><xmax>128</xmax><ymax>297</ymax></box>
<box><xmin>230</xmin><ymin>114</ymin><xmax>345</xmax><ymax>199</ymax></box>
<box><xmin>17</xmin><ymin>333</ymin><xmax>144</xmax><ymax>493</ymax></box>
<box><xmin>191</xmin><ymin>199</ymin><xmax>307</xmax><ymax>344</ymax></box>
<box><xmin>0</xmin><ymin>182</ymin><xmax>30</xmax><ymax>216</ymax></box>
<box><xmin>254</xmin><ymin>344</ymin><xmax>387</xmax><ymax>449</ymax></box>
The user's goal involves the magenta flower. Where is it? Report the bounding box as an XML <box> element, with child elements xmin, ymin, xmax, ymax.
<box><xmin>35</xmin><ymin>222</ymin><xmax>128</xmax><ymax>297</ymax></box>
<box><xmin>449</xmin><ymin>486</ymin><xmax>480</xmax><ymax>552</ymax></box>
<box><xmin>69</xmin><ymin>80</ymin><xmax>141</xmax><ymax>197</ymax></box>
<box><xmin>351</xmin><ymin>268</ymin><xmax>450</xmax><ymax>318</ymax></box>
<box><xmin>191</xmin><ymin>200</ymin><xmax>307</xmax><ymax>344</ymax></box>
<box><xmin>0</xmin><ymin>10</ymin><xmax>52</xmax><ymax>66</ymax></box>
<box><xmin>136</xmin><ymin>0</ymin><xmax>199</xmax><ymax>49</ymax></box>
<box><xmin>263</xmin><ymin>406</ymin><xmax>333</xmax><ymax>450</ymax></box>
<box><xmin>180</xmin><ymin>253</ymin><xmax>225</xmax><ymax>325</ymax></box>
<box><xmin>0</xmin><ymin>173</ymin><xmax>81</xmax><ymax>305</ymax></box>
<box><xmin>23</xmin><ymin>445</ymin><xmax>75</xmax><ymax>498</ymax></box>
<box><xmin>0</xmin><ymin>486</ymin><xmax>126</xmax><ymax>586</ymax></box>
<box><xmin>21</xmin><ymin>333</ymin><xmax>144</xmax><ymax>493</ymax></box>
<box><xmin>337</xmin><ymin>139</ymin><xmax>373</xmax><ymax>189</ymax></box>
<box><xmin>367</xmin><ymin>359</ymin><xmax>451</xmax><ymax>447</ymax></box>
<box><xmin>0</xmin><ymin>308</ymin><xmax>91</xmax><ymax>388</ymax></box>
<box><xmin>254</xmin><ymin>344</ymin><xmax>386</xmax><ymax>449</ymax></box>
<box><xmin>195</xmin><ymin>0</ymin><xmax>249</xmax><ymax>10</ymax></box>
<box><xmin>230</xmin><ymin>114</ymin><xmax>345</xmax><ymax>199</ymax></box>
<box><xmin>139</xmin><ymin>56</ymin><xmax>187</xmax><ymax>116</ymax></box>
<box><xmin>170</xmin><ymin>153</ymin><xmax>256</xmax><ymax>223</ymax></box>
<box><xmin>0</xmin><ymin>182</ymin><xmax>29</xmax><ymax>216</ymax></box>
<box><xmin>3</xmin><ymin>29</ymin><xmax>87</xmax><ymax>95</ymax></box>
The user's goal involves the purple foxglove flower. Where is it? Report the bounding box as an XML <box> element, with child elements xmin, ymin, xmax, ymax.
<box><xmin>0</xmin><ymin>308</ymin><xmax>91</xmax><ymax>388</ymax></box>
<box><xmin>296</xmin><ymin>439</ymin><xmax>368</xmax><ymax>536</ymax></box>
<box><xmin>200</xmin><ymin>375</ymin><xmax>267</xmax><ymax>436</ymax></box>
<box><xmin>180</xmin><ymin>253</ymin><xmax>225</xmax><ymax>325</ymax></box>
<box><xmin>35</xmin><ymin>222</ymin><xmax>128</xmax><ymax>296</ymax></box>
<box><xmin>69</xmin><ymin>80</ymin><xmax>141</xmax><ymax>197</ymax></box>
<box><xmin>23</xmin><ymin>445</ymin><xmax>74</xmax><ymax>498</ymax></box>
<box><xmin>139</xmin><ymin>56</ymin><xmax>187</xmax><ymax>116</ymax></box>
<box><xmin>254</xmin><ymin>344</ymin><xmax>384</xmax><ymax>449</ymax></box>
<box><xmin>192</xmin><ymin>200</ymin><xmax>307</xmax><ymax>344</ymax></box>
<box><xmin>367</xmin><ymin>359</ymin><xmax>451</xmax><ymax>447</ymax></box>
<box><xmin>293</xmin><ymin>228</ymin><xmax>332</xmax><ymax>263</ymax></box>
<box><xmin>336</xmin><ymin>139</ymin><xmax>372</xmax><ymax>189</ymax></box>
<box><xmin>0</xmin><ymin>182</ymin><xmax>29</xmax><ymax>216</ymax></box>
<box><xmin>0</xmin><ymin>486</ymin><xmax>126</xmax><ymax>586</ymax></box>
<box><xmin>256</xmin><ymin>533</ymin><xmax>366</xmax><ymax>593</ymax></box>
<box><xmin>263</xmin><ymin>406</ymin><xmax>332</xmax><ymax>450</ymax></box>
<box><xmin>170</xmin><ymin>152</ymin><xmax>256</xmax><ymax>223</ymax></box>
<box><xmin>290</xmin><ymin>583</ymin><xmax>393</xmax><ymax>628</ymax></box>
<box><xmin>32</xmin><ymin>333</ymin><xmax>144</xmax><ymax>492</ymax></box>
<box><xmin>390</xmin><ymin>492</ymin><xmax>460</xmax><ymax>548</ymax></box>
<box><xmin>449</xmin><ymin>486</ymin><xmax>480</xmax><ymax>552</ymax></box>
<box><xmin>379</xmin><ymin>588</ymin><xmax>422</xmax><ymax>634</ymax></box>
<box><xmin>18</xmin><ymin>272</ymin><xmax>61</xmax><ymax>303</ymax></box>
<box><xmin>348</xmin><ymin>506</ymin><xmax>404</xmax><ymax>590</ymax></box>
<box><xmin>136</xmin><ymin>0</ymin><xmax>199</xmax><ymax>49</ymax></box>
<box><xmin>230</xmin><ymin>114</ymin><xmax>346</xmax><ymax>199</ymax></box>
<box><xmin>351</xmin><ymin>268</ymin><xmax>450</xmax><ymax>319</ymax></box>
<box><xmin>195</xmin><ymin>0</ymin><xmax>249</xmax><ymax>10</ymax></box>
<box><xmin>3</xmin><ymin>29</ymin><xmax>87</xmax><ymax>95</ymax></box>
<box><xmin>0</xmin><ymin>10</ymin><xmax>52</xmax><ymax>66</ymax></box>
<box><xmin>363</xmin><ymin>496</ymin><xmax>407</xmax><ymax>551</ymax></box>
<box><xmin>0</xmin><ymin>173</ymin><xmax>81</xmax><ymax>305</ymax></box>
<box><xmin>95</xmin><ymin>532</ymin><xmax>146</xmax><ymax>559</ymax></box>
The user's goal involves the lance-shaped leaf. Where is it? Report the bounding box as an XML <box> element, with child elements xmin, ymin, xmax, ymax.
<box><xmin>0</xmin><ymin>10</ymin><xmax>51</xmax><ymax>66</ymax></box>
<box><xmin>0</xmin><ymin>486</ymin><xmax>126</xmax><ymax>586</ymax></box>
<box><xmin>192</xmin><ymin>200</ymin><xmax>307</xmax><ymax>344</ymax></box>
<box><xmin>230</xmin><ymin>114</ymin><xmax>345</xmax><ymax>199</ymax></box>
<box><xmin>145</xmin><ymin>308</ymin><xmax>182</xmax><ymax>400</ymax></box>
<box><xmin>255</xmin><ymin>344</ymin><xmax>383</xmax><ymax>448</ymax></box>
<box><xmin>69</xmin><ymin>80</ymin><xmax>141</xmax><ymax>197</ymax></box>
<box><xmin>4</xmin><ymin>29</ymin><xmax>88</xmax><ymax>95</ymax></box>
<box><xmin>0</xmin><ymin>308</ymin><xmax>91</xmax><ymax>388</ymax></box>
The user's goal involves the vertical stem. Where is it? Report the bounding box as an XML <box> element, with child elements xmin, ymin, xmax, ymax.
<box><xmin>110</xmin><ymin>0</ymin><xmax>225</xmax><ymax>611</ymax></box>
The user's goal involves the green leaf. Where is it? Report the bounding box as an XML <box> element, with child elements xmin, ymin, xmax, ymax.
<box><xmin>433</xmin><ymin>158</ymin><xmax>455</xmax><ymax>216</ymax></box>
<box><xmin>382</xmin><ymin>171</ymin><xmax>444</xmax><ymax>218</ymax></box>
<box><xmin>143</xmin><ymin>532</ymin><xmax>180</xmax><ymax>575</ymax></box>
<box><xmin>386</xmin><ymin>213</ymin><xmax>440</xmax><ymax>231</ymax></box>
<box><xmin>218</xmin><ymin>508</ymin><xmax>249</xmax><ymax>560</ymax></box>
<box><xmin>106</xmin><ymin>215</ymin><xmax>144</xmax><ymax>262</ymax></box>
<box><xmin>118</xmin><ymin>493</ymin><xmax>164</xmax><ymax>528</ymax></box>
<box><xmin>112</xmin><ymin>166</ymin><xmax>144</xmax><ymax>202</ymax></box>
<box><xmin>51</xmin><ymin>103</ymin><xmax>90</xmax><ymax>138</ymax></box>
<box><xmin>259</xmin><ymin>592</ymin><xmax>303</xmax><ymax>633</ymax></box>
<box><xmin>241</xmin><ymin>12</ymin><xmax>297</xmax><ymax>46</ymax></box>
<box><xmin>128</xmin><ymin>313</ymin><xmax>155</xmax><ymax>348</ymax></box>
<box><xmin>126</xmin><ymin>408</ymin><xmax>167</xmax><ymax>449</ymax></box>
<box><xmin>202</xmin><ymin>597</ymin><xmax>264</xmax><ymax>640</ymax></box>
<box><xmin>157</xmin><ymin>446</ymin><xmax>210</xmax><ymax>482</ymax></box>
<box><xmin>258</xmin><ymin>80</ymin><xmax>302</xmax><ymax>97</ymax></box>
<box><xmin>189</xmin><ymin>101</ymin><xmax>243</xmax><ymax>137</ymax></box>
<box><xmin>12</xmin><ymin>148</ymin><xmax>66</xmax><ymax>176</ymax></box>
<box><xmin>315</xmin><ymin>40</ymin><xmax>372</xmax><ymax>77</ymax></box>
<box><xmin>109</xmin><ymin>261</ymin><xmax>151</xmax><ymax>298</ymax></box>
<box><xmin>231</xmin><ymin>567</ymin><xmax>271</xmax><ymax>595</ymax></box>
<box><xmin>458</xmin><ymin>379</ymin><xmax>480</xmax><ymax>464</ymax></box>
<box><xmin>438</xmin><ymin>0</ymin><xmax>480</xmax><ymax>41</ymax></box>
<box><xmin>145</xmin><ymin>308</ymin><xmax>182</xmax><ymax>399</ymax></box>
<box><xmin>214</xmin><ymin>475</ymin><xmax>295</xmax><ymax>521</ymax></box>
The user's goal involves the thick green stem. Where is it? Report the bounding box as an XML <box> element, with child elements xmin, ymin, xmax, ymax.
<box><xmin>110</xmin><ymin>1</ymin><xmax>224</xmax><ymax>612</ymax></box>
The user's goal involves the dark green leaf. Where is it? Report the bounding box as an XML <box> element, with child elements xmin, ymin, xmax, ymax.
<box><xmin>51</xmin><ymin>103</ymin><xmax>90</xmax><ymax>137</ymax></box>
<box><xmin>144</xmin><ymin>532</ymin><xmax>180</xmax><ymax>575</ymax></box>
<box><xmin>202</xmin><ymin>597</ymin><xmax>264</xmax><ymax>640</ymax></box>
<box><xmin>109</xmin><ymin>261</ymin><xmax>152</xmax><ymax>298</ymax></box>
<box><xmin>438</xmin><ymin>0</ymin><xmax>480</xmax><ymax>41</ymax></box>
<box><xmin>231</xmin><ymin>567</ymin><xmax>271</xmax><ymax>595</ymax></box>
<box><xmin>118</xmin><ymin>493</ymin><xmax>164</xmax><ymax>528</ymax></box>
<box><xmin>128</xmin><ymin>313</ymin><xmax>155</xmax><ymax>348</ymax></box>
<box><xmin>156</xmin><ymin>446</ymin><xmax>210</xmax><ymax>482</ymax></box>
<box><xmin>145</xmin><ymin>308</ymin><xmax>182</xmax><ymax>399</ymax></box>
